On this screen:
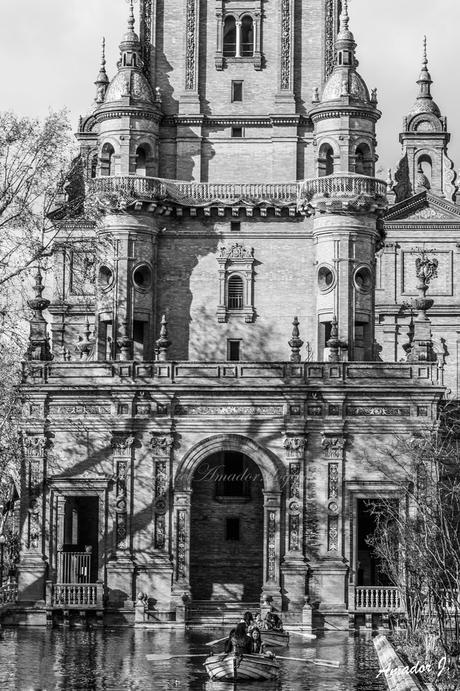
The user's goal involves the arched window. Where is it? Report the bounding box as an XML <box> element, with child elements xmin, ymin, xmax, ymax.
<box><xmin>240</xmin><ymin>15</ymin><xmax>254</xmax><ymax>57</ymax></box>
<box><xmin>418</xmin><ymin>154</ymin><xmax>432</xmax><ymax>188</ymax></box>
<box><xmin>355</xmin><ymin>144</ymin><xmax>373</xmax><ymax>176</ymax></box>
<box><xmin>227</xmin><ymin>274</ymin><xmax>244</xmax><ymax>309</ymax></box>
<box><xmin>100</xmin><ymin>143</ymin><xmax>115</xmax><ymax>177</ymax></box>
<box><xmin>135</xmin><ymin>146</ymin><xmax>147</xmax><ymax>176</ymax></box>
<box><xmin>318</xmin><ymin>143</ymin><xmax>334</xmax><ymax>177</ymax></box>
<box><xmin>90</xmin><ymin>154</ymin><xmax>98</xmax><ymax>179</ymax></box>
<box><xmin>223</xmin><ymin>16</ymin><xmax>236</xmax><ymax>57</ymax></box>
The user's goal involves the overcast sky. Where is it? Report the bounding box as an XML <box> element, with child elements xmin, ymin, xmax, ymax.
<box><xmin>0</xmin><ymin>0</ymin><xmax>458</xmax><ymax>177</ymax></box>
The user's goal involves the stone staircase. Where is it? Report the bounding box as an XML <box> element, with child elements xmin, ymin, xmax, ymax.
<box><xmin>186</xmin><ymin>600</ymin><xmax>260</xmax><ymax>627</ymax></box>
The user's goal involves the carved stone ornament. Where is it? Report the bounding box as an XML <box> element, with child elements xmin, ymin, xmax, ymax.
<box><xmin>150</xmin><ymin>433</ymin><xmax>174</xmax><ymax>457</ymax></box>
<box><xmin>22</xmin><ymin>434</ymin><xmax>47</xmax><ymax>458</ymax></box>
<box><xmin>111</xmin><ymin>433</ymin><xmax>135</xmax><ymax>455</ymax></box>
<box><xmin>321</xmin><ymin>435</ymin><xmax>346</xmax><ymax>459</ymax></box>
<box><xmin>283</xmin><ymin>437</ymin><xmax>306</xmax><ymax>458</ymax></box>
<box><xmin>324</xmin><ymin>0</ymin><xmax>335</xmax><ymax>78</ymax></box>
<box><xmin>267</xmin><ymin>511</ymin><xmax>277</xmax><ymax>581</ymax></box>
<box><xmin>347</xmin><ymin>406</ymin><xmax>410</xmax><ymax>417</ymax></box>
<box><xmin>218</xmin><ymin>243</ymin><xmax>254</xmax><ymax>260</ymax></box>
<box><xmin>280</xmin><ymin>0</ymin><xmax>292</xmax><ymax>90</ymax></box>
<box><xmin>327</xmin><ymin>515</ymin><xmax>339</xmax><ymax>552</ymax></box>
<box><xmin>185</xmin><ymin>0</ymin><xmax>198</xmax><ymax>90</ymax></box>
<box><xmin>140</xmin><ymin>0</ymin><xmax>153</xmax><ymax>78</ymax></box>
<box><xmin>177</xmin><ymin>510</ymin><xmax>187</xmax><ymax>580</ymax></box>
<box><xmin>328</xmin><ymin>463</ymin><xmax>339</xmax><ymax>501</ymax></box>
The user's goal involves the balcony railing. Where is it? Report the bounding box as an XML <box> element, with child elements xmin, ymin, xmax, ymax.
<box><xmin>354</xmin><ymin>586</ymin><xmax>402</xmax><ymax>612</ymax></box>
<box><xmin>57</xmin><ymin>551</ymin><xmax>91</xmax><ymax>584</ymax></box>
<box><xmin>49</xmin><ymin>582</ymin><xmax>103</xmax><ymax>608</ymax></box>
<box><xmin>88</xmin><ymin>173</ymin><xmax>386</xmax><ymax>209</ymax></box>
<box><xmin>299</xmin><ymin>173</ymin><xmax>387</xmax><ymax>201</ymax></box>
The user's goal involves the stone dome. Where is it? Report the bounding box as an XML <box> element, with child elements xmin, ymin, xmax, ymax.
<box><xmin>322</xmin><ymin>68</ymin><xmax>370</xmax><ymax>103</ymax></box>
<box><xmin>408</xmin><ymin>97</ymin><xmax>441</xmax><ymax>118</ymax></box>
<box><xmin>104</xmin><ymin>69</ymin><xmax>154</xmax><ymax>104</ymax></box>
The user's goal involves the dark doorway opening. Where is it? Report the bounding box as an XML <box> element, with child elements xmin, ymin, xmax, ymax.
<box><xmin>357</xmin><ymin>499</ymin><xmax>395</xmax><ymax>586</ymax></box>
<box><xmin>60</xmin><ymin>496</ymin><xmax>99</xmax><ymax>583</ymax></box>
<box><xmin>190</xmin><ymin>451</ymin><xmax>264</xmax><ymax>602</ymax></box>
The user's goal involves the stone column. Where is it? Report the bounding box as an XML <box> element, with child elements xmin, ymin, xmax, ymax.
<box><xmin>17</xmin><ymin>433</ymin><xmax>49</xmax><ymax>603</ymax></box>
<box><xmin>106</xmin><ymin>432</ymin><xmax>135</xmax><ymax>608</ymax></box>
<box><xmin>261</xmin><ymin>491</ymin><xmax>282</xmax><ymax>611</ymax></box>
<box><xmin>310</xmin><ymin>432</ymin><xmax>348</xmax><ymax>625</ymax></box>
<box><xmin>281</xmin><ymin>436</ymin><xmax>308</xmax><ymax>623</ymax></box>
<box><xmin>171</xmin><ymin>490</ymin><xmax>192</xmax><ymax>621</ymax></box>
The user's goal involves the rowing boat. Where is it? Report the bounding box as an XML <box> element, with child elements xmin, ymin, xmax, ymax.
<box><xmin>204</xmin><ymin>653</ymin><xmax>280</xmax><ymax>681</ymax></box>
<box><xmin>260</xmin><ymin>629</ymin><xmax>290</xmax><ymax>647</ymax></box>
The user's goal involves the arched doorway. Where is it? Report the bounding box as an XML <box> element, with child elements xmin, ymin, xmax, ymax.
<box><xmin>190</xmin><ymin>451</ymin><xmax>264</xmax><ymax>602</ymax></box>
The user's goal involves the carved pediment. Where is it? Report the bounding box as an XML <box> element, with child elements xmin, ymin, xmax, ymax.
<box><xmin>385</xmin><ymin>192</ymin><xmax>460</xmax><ymax>224</ymax></box>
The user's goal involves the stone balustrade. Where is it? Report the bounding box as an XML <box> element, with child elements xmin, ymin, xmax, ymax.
<box><xmin>23</xmin><ymin>360</ymin><xmax>442</xmax><ymax>387</ymax></box>
<box><xmin>88</xmin><ymin>173</ymin><xmax>386</xmax><ymax>209</ymax></box>
<box><xmin>355</xmin><ymin>586</ymin><xmax>402</xmax><ymax>612</ymax></box>
<box><xmin>50</xmin><ymin>582</ymin><xmax>103</xmax><ymax>608</ymax></box>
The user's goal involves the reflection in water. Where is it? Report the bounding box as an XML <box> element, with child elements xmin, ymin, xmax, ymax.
<box><xmin>0</xmin><ymin>627</ymin><xmax>386</xmax><ymax>690</ymax></box>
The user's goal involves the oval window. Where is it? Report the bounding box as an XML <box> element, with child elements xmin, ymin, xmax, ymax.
<box><xmin>133</xmin><ymin>264</ymin><xmax>152</xmax><ymax>290</ymax></box>
<box><xmin>318</xmin><ymin>266</ymin><xmax>335</xmax><ymax>292</ymax></box>
<box><xmin>354</xmin><ymin>267</ymin><xmax>372</xmax><ymax>293</ymax></box>
<box><xmin>98</xmin><ymin>265</ymin><xmax>113</xmax><ymax>289</ymax></box>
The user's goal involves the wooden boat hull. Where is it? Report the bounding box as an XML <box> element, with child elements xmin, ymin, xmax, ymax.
<box><xmin>260</xmin><ymin>630</ymin><xmax>289</xmax><ymax>647</ymax></box>
<box><xmin>204</xmin><ymin>653</ymin><xmax>280</xmax><ymax>681</ymax></box>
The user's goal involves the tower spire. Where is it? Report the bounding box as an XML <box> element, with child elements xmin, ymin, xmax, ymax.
<box><xmin>416</xmin><ymin>35</ymin><xmax>433</xmax><ymax>101</ymax></box>
<box><xmin>95</xmin><ymin>37</ymin><xmax>109</xmax><ymax>104</ymax></box>
<box><xmin>339</xmin><ymin>0</ymin><xmax>350</xmax><ymax>34</ymax></box>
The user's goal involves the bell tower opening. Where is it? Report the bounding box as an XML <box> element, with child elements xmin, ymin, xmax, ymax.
<box><xmin>190</xmin><ymin>451</ymin><xmax>264</xmax><ymax>602</ymax></box>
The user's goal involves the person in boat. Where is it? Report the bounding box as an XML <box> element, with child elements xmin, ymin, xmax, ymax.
<box><xmin>224</xmin><ymin>628</ymin><xmax>236</xmax><ymax>654</ymax></box>
<box><xmin>226</xmin><ymin>622</ymin><xmax>252</xmax><ymax>655</ymax></box>
<box><xmin>243</xmin><ymin>610</ymin><xmax>254</xmax><ymax>632</ymax></box>
<box><xmin>264</xmin><ymin>607</ymin><xmax>283</xmax><ymax>631</ymax></box>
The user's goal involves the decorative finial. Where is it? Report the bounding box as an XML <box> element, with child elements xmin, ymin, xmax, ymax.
<box><xmin>95</xmin><ymin>36</ymin><xmax>109</xmax><ymax>104</ymax></box>
<box><xmin>128</xmin><ymin>0</ymin><xmax>135</xmax><ymax>32</ymax></box>
<box><xmin>422</xmin><ymin>35</ymin><xmax>427</xmax><ymax>69</ymax></box>
<box><xmin>340</xmin><ymin>0</ymin><xmax>350</xmax><ymax>32</ymax></box>
<box><xmin>75</xmin><ymin>316</ymin><xmax>95</xmax><ymax>361</ymax></box>
<box><xmin>26</xmin><ymin>267</ymin><xmax>53</xmax><ymax>362</ymax></box>
<box><xmin>288</xmin><ymin>316</ymin><xmax>304</xmax><ymax>363</ymax></box>
<box><xmin>101</xmin><ymin>36</ymin><xmax>106</xmax><ymax>68</ymax></box>
<box><xmin>156</xmin><ymin>315</ymin><xmax>171</xmax><ymax>361</ymax></box>
<box><xmin>326</xmin><ymin>316</ymin><xmax>341</xmax><ymax>362</ymax></box>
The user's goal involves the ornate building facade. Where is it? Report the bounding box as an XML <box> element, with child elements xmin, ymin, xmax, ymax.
<box><xmin>16</xmin><ymin>0</ymin><xmax>452</xmax><ymax>627</ymax></box>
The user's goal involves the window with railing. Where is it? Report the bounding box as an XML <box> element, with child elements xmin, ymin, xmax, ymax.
<box><xmin>216</xmin><ymin>5</ymin><xmax>262</xmax><ymax>71</ymax></box>
<box><xmin>227</xmin><ymin>274</ymin><xmax>244</xmax><ymax>309</ymax></box>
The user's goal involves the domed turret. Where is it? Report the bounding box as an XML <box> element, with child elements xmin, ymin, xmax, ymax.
<box><xmin>392</xmin><ymin>37</ymin><xmax>457</xmax><ymax>203</ymax></box>
<box><xmin>309</xmin><ymin>0</ymin><xmax>380</xmax><ymax>177</ymax></box>
<box><xmin>100</xmin><ymin>0</ymin><xmax>154</xmax><ymax>107</ymax></box>
<box><xmin>320</xmin><ymin>0</ymin><xmax>372</xmax><ymax>106</ymax></box>
<box><xmin>408</xmin><ymin>37</ymin><xmax>441</xmax><ymax>118</ymax></box>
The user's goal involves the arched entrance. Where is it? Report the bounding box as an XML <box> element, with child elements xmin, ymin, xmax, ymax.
<box><xmin>172</xmin><ymin>435</ymin><xmax>283</xmax><ymax>608</ymax></box>
<box><xmin>190</xmin><ymin>451</ymin><xmax>264</xmax><ymax>601</ymax></box>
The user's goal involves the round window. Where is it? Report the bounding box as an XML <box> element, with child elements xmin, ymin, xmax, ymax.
<box><xmin>133</xmin><ymin>264</ymin><xmax>152</xmax><ymax>290</ymax></box>
<box><xmin>98</xmin><ymin>265</ymin><xmax>113</xmax><ymax>289</ymax></box>
<box><xmin>354</xmin><ymin>267</ymin><xmax>372</xmax><ymax>293</ymax></box>
<box><xmin>318</xmin><ymin>266</ymin><xmax>335</xmax><ymax>292</ymax></box>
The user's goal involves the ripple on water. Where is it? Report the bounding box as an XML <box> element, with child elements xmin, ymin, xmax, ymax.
<box><xmin>0</xmin><ymin>628</ymin><xmax>387</xmax><ymax>690</ymax></box>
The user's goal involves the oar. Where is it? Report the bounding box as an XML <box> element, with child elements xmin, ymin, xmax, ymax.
<box><xmin>276</xmin><ymin>655</ymin><xmax>340</xmax><ymax>668</ymax></box>
<box><xmin>287</xmin><ymin>630</ymin><xmax>317</xmax><ymax>640</ymax></box>
<box><xmin>205</xmin><ymin>636</ymin><xmax>228</xmax><ymax>647</ymax></box>
<box><xmin>146</xmin><ymin>653</ymin><xmax>209</xmax><ymax>662</ymax></box>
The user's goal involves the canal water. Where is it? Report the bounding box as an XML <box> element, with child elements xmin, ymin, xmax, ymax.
<box><xmin>0</xmin><ymin>627</ymin><xmax>386</xmax><ymax>690</ymax></box>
